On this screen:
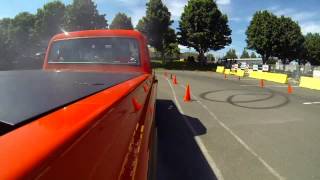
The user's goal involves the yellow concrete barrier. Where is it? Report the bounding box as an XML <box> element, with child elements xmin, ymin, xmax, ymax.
<box><xmin>236</xmin><ymin>70</ymin><xmax>245</xmax><ymax>77</ymax></box>
<box><xmin>249</xmin><ymin>72</ymin><xmax>288</xmax><ymax>84</ymax></box>
<box><xmin>264</xmin><ymin>72</ymin><xmax>288</xmax><ymax>84</ymax></box>
<box><xmin>216</xmin><ymin>66</ymin><xmax>225</xmax><ymax>73</ymax></box>
<box><xmin>224</xmin><ymin>69</ymin><xmax>230</xmax><ymax>75</ymax></box>
<box><xmin>249</xmin><ymin>71</ymin><xmax>263</xmax><ymax>79</ymax></box>
<box><xmin>230</xmin><ymin>70</ymin><xmax>237</xmax><ymax>75</ymax></box>
<box><xmin>299</xmin><ymin>76</ymin><xmax>320</xmax><ymax>90</ymax></box>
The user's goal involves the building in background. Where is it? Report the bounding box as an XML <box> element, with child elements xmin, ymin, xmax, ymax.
<box><xmin>229</xmin><ymin>58</ymin><xmax>263</xmax><ymax>66</ymax></box>
<box><xmin>219</xmin><ymin>58</ymin><xmax>263</xmax><ymax>68</ymax></box>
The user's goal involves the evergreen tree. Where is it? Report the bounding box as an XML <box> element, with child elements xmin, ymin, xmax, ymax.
<box><xmin>224</xmin><ymin>49</ymin><xmax>238</xmax><ymax>59</ymax></box>
<box><xmin>142</xmin><ymin>0</ymin><xmax>175</xmax><ymax>63</ymax></box>
<box><xmin>64</xmin><ymin>0</ymin><xmax>107</xmax><ymax>31</ymax></box>
<box><xmin>240</xmin><ymin>49</ymin><xmax>250</xmax><ymax>58</ymax></box>
<box><xmin>110</xmin><ymin>13</ymin><xmax>133</xmax><ymax>30</ymax></box>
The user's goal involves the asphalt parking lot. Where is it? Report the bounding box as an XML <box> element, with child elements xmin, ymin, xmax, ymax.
<box><xmin>156</xmin><ymin>70</ymin><xmax>320</xmax><ymax>180</ymax></box>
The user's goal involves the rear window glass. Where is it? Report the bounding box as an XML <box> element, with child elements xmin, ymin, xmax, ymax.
<box><xmin>48</xmin><ymin>37</ymin><xmax>140</xmax><ymax>65</ymax></box>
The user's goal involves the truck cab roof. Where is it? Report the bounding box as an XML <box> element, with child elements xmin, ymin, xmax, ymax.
<box><xmin>43</xmin><ymin>30</ymin><xmax>151</xmax><ymax>74</ymax></box>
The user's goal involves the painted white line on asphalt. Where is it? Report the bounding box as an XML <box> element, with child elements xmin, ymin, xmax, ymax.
<box><xmin>240</xmin><ymin>85</ymin><xmax>298</xmax><ymax>88</ymax></box>
<box><xmin>303</xmin><ymin>102</ymin><xmax>320</xmax><ymax>105</ymax></box>
<box><xmin>165</xmin><ymin>77</ymin><xmax>225</xmax><ymax>180</ymax></box>
<box><xmin>178</xmin><ymin>84</ymin><xmax>285</xmax><ymax>180</ymax></box>
<box><xmin>303</xmin><ymin>102</ymin><xmax>312</xmax><ymax>105</ymax></box>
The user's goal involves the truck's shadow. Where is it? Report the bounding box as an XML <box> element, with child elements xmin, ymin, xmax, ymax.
<box><xmin>156</xmin><ymin>99</ymin><xmax>217</xmax><ymax>180</ymax></box>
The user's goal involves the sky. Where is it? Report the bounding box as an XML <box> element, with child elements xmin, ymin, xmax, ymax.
<box><xmin>1</xmin><ymin>0</ymin><xmax>320</xmax><ymax>58</ymax></box>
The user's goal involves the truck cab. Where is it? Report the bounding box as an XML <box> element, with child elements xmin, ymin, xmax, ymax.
<box><xmin>44</xmin><ymin>30</ymin><xmax>151</xmax><ymax>73</ymax></box>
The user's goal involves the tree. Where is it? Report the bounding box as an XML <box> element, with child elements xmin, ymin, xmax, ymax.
<box><xmin>0</xmin><ymin>13</ymin><xmax>37</xmax><ymax>68</ymax></box>
<box><xmin>142</xmin><ymin>0</ymin><xmax>174</xmax><ymax>64</ymax></box>
<box><xmin>178</xmin><ymin>0</ymin><xmax>232</xmax><ymax>64</ymax></box>
<box><xmin>34</xmin><ymin>1</ymin><xmax>66</xmax><ymax>41</ymax></box>
<box><xmin>0</xmin><ymin>18</ymin><xmax>15</xmax><ymax>67</ymax></box>
<box><xmin>148</xmin><ymin>28</ymin><xmax>180</xmax><ymax>61</ymax></box>
<box><xmin>163</xmin><ymin>28</ymin><xmax>178</xmax><ymax>58</ymax></box>
<box><xmin>165</xmin><ymin>43</ymin><xmax>180</xmax><ymax>59</ymax></box>
<box><xmin>304</xmin><ymin>33</ymin><xmax>320</xmax><ymax>65</ymax></box>
<box><xmin>136</xmin><ymin>19</ymin><xmax>146</xmax><ymax>34</ymax></box>
<box><xmin>64</xmin><ymin>0</ymin><xmax>107</xmax><ymax>31</ymax></box>
<box><xmin>110</xmin><ymin>13</ymin><xmax>133</xmax><ymax>30</ymax></box>
<box><xmin>11</xmin><ymin>12</ymin><xmax>36</xmax><ymax>56</ymax></box>
<box><xmin>250</xmin><ymin>52</ymin><xmax>257</xmax><ymax>58</ymax></box>
<box><xmin>240</xmin><ymin>49</ymin><xmax>250</xmax><ymax>58</ymax></box>
<box><xmin>0</xmin><ymin>18</ymin><xmax>13</xmax><ymax>38</ymax></box>
<box><xmin>181</xmin><ymin>52</ymin><xmax>198</xmax><ymax>60</ymax></box>
<box><xmin>0</xmin><ymin>0</ymin><xmax>111</xmax><ymax>69</ymax></box>
<box><xmin>276</xmin><ymin>16</ymin><xmax>304</xmax><ymax>64</ymax></box>
<box><xmin>247</xmin><ymin>11</ymin><xmax>305</xmax><ymax>64</ymax></box>
<box><xmin>207</xmin><ymin>54</ymin><xmax>215</xmax><ymax>62</ymax></box>
<box><xmin>225</xmin><ymin>49</ymin><xmax>238</xmax><ymax>60</ymax></box>
<box><xmin>246</xmin><ymin>11</ymin><xmax>278</xmax><ymax>64</ymax></box>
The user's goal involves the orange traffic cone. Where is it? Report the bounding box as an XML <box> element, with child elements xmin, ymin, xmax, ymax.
<box><xmin>173</xmin><ymin>75</ymin><xmax>178</xmax><ymax>85</ymax></box>
<box><xmin>184</xmin><ymin>84</ymin><xmax>191</xmax><ymax>102</ymax></box>
<box><xmin>260</xmin><ymin>79</ymin><xmax>264</xmax><ymax>88</ymax></box>
<box><xmin>131</xmin><ymin>98</ymin><xmax>142</xmax><ymax>112</ymax></box>
<box><xmin>288</xmin><ymin>83</ymin><xmax>293</xmax><ymax>94</ymax></box>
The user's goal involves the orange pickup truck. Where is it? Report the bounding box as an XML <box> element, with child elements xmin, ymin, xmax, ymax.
<box><xmin>0</xmin><ymin>30</ymin><xmax>157</xmax><ymax>180</ymax></box>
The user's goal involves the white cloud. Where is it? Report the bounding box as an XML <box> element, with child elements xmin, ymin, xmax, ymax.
<box><xmin>267</xmin><ymin>5</ymin><xmax>280</xmax><ymax>11</ymax></box>
<box><xmin>273</xmin><ymin>8</ymin><xmax>317</xmax><ymax>22</ymax></box>
<box><xmin>108</xmin><ymin>0</ymin><xmax>145</xmax><ymax>6</ymax></box>
<box><xmin>163</xmin><ymin>0</ymin><xmax>187</xmax><ymax>20</ymax></box>
<box><xmin>130</xmin><ymin>7</ymin><xmax>146</xmax><ymax>26</ymax></box>
<box><xmin>301</xmin><ymin>22</ymin><xmax>320</xmax><ymax>34</ymax></box>
<box><xmin>178</xmin><ymin>45</ymin><xmax>198</xmax><ymax>53</ymax></box>
<box><xmin>164</xmin><ymin>0</ymin><xmax>232</xmax><ymax>20</ymax></box>
<box><xmin>230</xmin><ymin>17</ymin><xmax>242</xmax><ymax>22</ymax></box>
<box><xmin>229</xmin><ymin>15</ymin><xmax>252</xmax><ymax>23</ymax></box>
<box><xmin>216</xmin><ymin>0</ymin><xmax>231</xmax><ymax>5</ymax></box>
<box><xmin>246</xmin><ymin>16</ymin><xmax>252</xmax><ymax>22</ymax></box>
<box><xmin>104</xmin><ymin>0</ymin><xmax>146</xmax><ymax>26</ymax></box>
<box><xmin>178</xmin><ymin>45</ymin><xmax>188</xmax><ymax>50</ymax></box>
<box><xmin>273</xmin><ymin>8</ymin><xmax>293</xmax><ymax>16</ymax></box>
<box><xmin>268</xmin><ymin>6</ymin><xmax>320</xmax><ymax>35</ymax></box>
<box><xmin>292</xmin><ymin>12</ymin><xmax>317</xmax><ymax>22</ymax></box>
<box><xmin>124</xmin><ymin>0</ymin><xmax>143</xmax><ymax>5</ymax></box>
<box><xmin>235</xmin><ymin>29</ymin><xmax>245</xmax><ymax>34</ymax></box>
